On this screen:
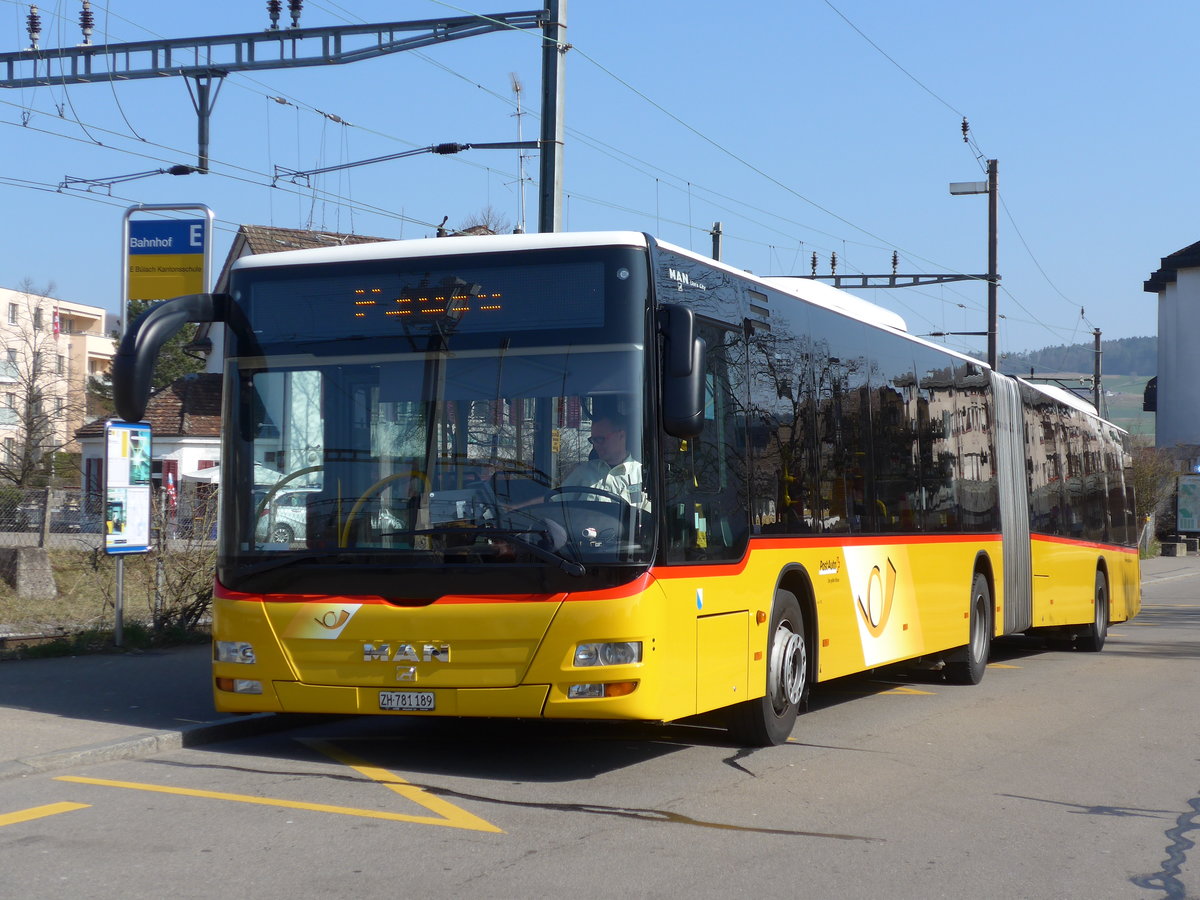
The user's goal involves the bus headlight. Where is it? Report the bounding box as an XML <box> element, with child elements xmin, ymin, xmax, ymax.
<box><xmin>215</xmin><ymin>641</ymin><xmax>256</xmax><ymax>664</ymax></box>
<box><xmin>574</xmin><ymin>641</ymin><xmax>642</xmax><ymax>667</ymax></box>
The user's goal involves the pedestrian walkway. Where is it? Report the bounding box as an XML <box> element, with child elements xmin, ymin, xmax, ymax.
<box><xmin>0</xmin><ymin>554</ymin><xmax>1196</xmax><ymax>781</ymax></box>
<box><xmin>0</xmin><ymin>643</ymin><xmax>296</xmax><ymax>780</ymax></box>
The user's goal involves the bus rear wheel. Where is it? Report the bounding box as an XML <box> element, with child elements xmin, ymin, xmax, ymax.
<box><xmin>946</xmin><ymin>572</ymin><xmax>991</xmax><ymax>685</ymax></box>
<box><xmin>1076</xmin><ymin>571</ymin><xmax>1108</xmax><ymax>652</ymax></box>
<box><xmin>727</xmin><ymin>589</ymin><xmax>808</xmax><ymax>746</ymax></box>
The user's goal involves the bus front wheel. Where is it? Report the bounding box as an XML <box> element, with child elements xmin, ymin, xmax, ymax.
<box><xmin>727</xmin><ymin>589</ymin><xmax>808</xmax><ymax>746</ymax></box>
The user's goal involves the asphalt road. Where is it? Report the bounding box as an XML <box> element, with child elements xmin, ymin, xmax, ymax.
<box><xmin>1</xmin><ymin>565</ymin><xmax>1197</xmax><ymax>899</ymax></box>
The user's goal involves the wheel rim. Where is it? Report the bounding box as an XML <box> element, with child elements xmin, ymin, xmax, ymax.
<box><xmin>1095</xmin><ymin>584</ymin><xmax>1107</xmax><ymax>635</ymax></box>
<box><xmin>970</xmin><ymin>591</ymin><xmax>988</xmax><ymax>663</ymax></box>
<box><xmin>768</xmin><ymin>619</ymin><xmax>806</xmax><ymax>713</ymax></box>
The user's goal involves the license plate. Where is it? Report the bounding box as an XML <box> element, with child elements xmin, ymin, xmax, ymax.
<box><xmin>379</xmin><ymin>690</ymin><xmax>435</xmax><ymax>711</ymax></box>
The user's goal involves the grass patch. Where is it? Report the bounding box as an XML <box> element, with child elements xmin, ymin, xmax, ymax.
<box><xmin>0</xmin><ymin>545</ymin><xmax>214</xmax><ymax>651</ymax></box>
<box><xmin>0</xmin><ymin>549</ymin><xmax>119</xmax><ymax>636</ymax></box>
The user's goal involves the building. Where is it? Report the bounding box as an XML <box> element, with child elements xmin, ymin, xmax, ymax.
<box><xmin>75</xmin><ymin>225</ymin><xmax>391</xmax><ymax>515</ymax></box>
<box><xmin>1144</xmin><ymin>241</ymin><xmax>1200</xmax><ymax>458</ymax></box>
<box><xmin>0</xmin><ymin>285</ymin><xmax>114</xmax><ymax>468</ymax></box>
<box><xmin>76</xmin><ymin>372</ymin><xmax>222</xmax><ymax>528</ymax></box>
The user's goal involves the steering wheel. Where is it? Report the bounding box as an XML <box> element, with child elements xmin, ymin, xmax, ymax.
<box><xmin>340</xmin><ymin>470</ymin><xmax>431</xmax><ymax>546</ymax></box>
<box><xmin>545</xmin><ymin>485</ymin><xmax>632</xmax><ymax>507</ymax></box>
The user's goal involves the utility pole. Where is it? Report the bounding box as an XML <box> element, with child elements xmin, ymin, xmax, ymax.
<box><xmin>986</xmin><ymin>159</ymin><xmax>999</xmax><ymax>371</ymax></box>
<box><xmin>1093</xmin><ymin>327</ymin><xmax>1103</xmax><ymax>414</ymax></box>
<box><xmin>1</xmin><ymin>10</ymin><xmax>546</xmax><ymax>174</ymax></box>
<box><xmin>538</xmin><ymin>0</ymin><xmax>567</xmax><ymax>233</ymax></box>
<box><xmin>710</xmin><ymin>221</ymin><xmax>723</xmax><ymax>261</ymax></box>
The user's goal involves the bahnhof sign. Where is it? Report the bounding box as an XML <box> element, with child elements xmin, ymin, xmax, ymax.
<box><xmin>126</xmin><ymin>218</ymin><xmax>207</xmax><ymax>300</ymax></box>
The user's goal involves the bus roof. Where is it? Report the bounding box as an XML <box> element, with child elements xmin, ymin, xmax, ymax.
<box><xmin>230</xmin><ymin>230</ymin><xmax>651</xmax><ymax>270</ymax></box>
<box><xmin>228</xmin><ymin>229</ymin><xmax>979</xmax><ymax>370</ymax></box>
<box><xmin>1016</xmin><ymin>379</ymin><xmax>1105</xmax><ymax>421</ymax></box>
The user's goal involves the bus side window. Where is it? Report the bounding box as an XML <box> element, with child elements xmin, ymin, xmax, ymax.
<box><xmin>662</xmin><ymin>324</ymin><xmax>748</xmax><ymax>563</ymax></box>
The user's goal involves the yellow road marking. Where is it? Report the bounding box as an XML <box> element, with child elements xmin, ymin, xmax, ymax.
<box><xmin>0</xmin><ymin>802</ymin><xmax>89</xmax><ymax>827</ymax></box>
<box><xmin>987</xmin><ymin>663</ymin><xmax>1021</xmax><ymax>669</ymax></box>
<box><xmin>56</xmin><ymin>774</ymin><xmax>501</xmax><ymax>832</ymax></box>
<box><xmin>54</xmin><ymin>740</ymin><xmax>503</xmax><ymax>834</ymax></box>
<box><xmin>881</xmin><ymin>686</ymin><xmax>936</xmax><ymax>695</ymax></box>
<box><xmin>301</xmin><ymin>739</ymin><xmax>502</xmax><ymax>833</ymax></box>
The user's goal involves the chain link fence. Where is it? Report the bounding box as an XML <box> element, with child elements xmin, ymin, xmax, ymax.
<box><xmin>0</xmin><ymin>486</ymin><xmax>219</xmax><ymax>642</ymax></box>
<box><xmin>0</xmin><ymin>487</ymin><xmax>104</xmax><ymax>549</ymax></box>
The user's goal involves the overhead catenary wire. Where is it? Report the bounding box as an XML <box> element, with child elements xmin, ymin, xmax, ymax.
<box><xmin>1</xmin><ymin>1</ymin><xmax>1099</xmax><ymax>354</ymax></box>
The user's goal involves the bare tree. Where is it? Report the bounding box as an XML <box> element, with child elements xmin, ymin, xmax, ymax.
<box><xmin>456</xmin><ymin>205</ymin><xmax>513</xmax><ymax>236</ymax></box>
<box><xmin>1130</xmin><ymin>445</ymin><xmax>1180</xmax><ymax>527</ymax></box>
<box><xmin>0</xmin><ymin>281</ymin><xmax>86</xmax><ymax>487</ymax></box>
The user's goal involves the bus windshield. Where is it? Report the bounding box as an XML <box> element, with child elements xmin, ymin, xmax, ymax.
<box><xmin>217</xmin><ymin>247</ymin><xmax>654</xmax><ymax>598</ymax></box>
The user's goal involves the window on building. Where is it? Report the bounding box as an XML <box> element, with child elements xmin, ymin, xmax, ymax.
<box><xmin>7</xmin><ymin>304</ymin><xmax>16</xmax><ymax>326</ymax></box>
<box><xmin>57</xmin><ymin>355</ymin><xmax>65</xmax><ymax>375</ymax></box>
<box><xmin>6</xmin><ymin>348</ymin><xmax>16</xmax><ymax>366</ymax></box>
<box><xmin>3</xmin><ymin>438</ymin><xmax>13</xmax><ymax>463</ymax></box>
<box><xmin>33</xmin><ymin>308</ymin><xmax>42</xmax><ymax>331</ymax></box>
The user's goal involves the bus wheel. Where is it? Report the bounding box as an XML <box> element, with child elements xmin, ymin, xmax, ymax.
<box><xmin>1076</xmin><ymin>571</ymin><xmax>1108</xmax><ymax>652</ymax></box>
<box><xmin>727</xmin><ymin>590</ymin><xmax>807</xmax><ymax>746</ymax></box>
<box><xmin>946</xmin><ymin>573</ymin><xmax>991</xmax><ymax>685</ymax></box>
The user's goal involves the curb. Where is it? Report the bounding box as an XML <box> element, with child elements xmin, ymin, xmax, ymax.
<box><xmin>0</xmin><ymin>712</ymin><xmax>331</xmax><ymax>782</ymax></box>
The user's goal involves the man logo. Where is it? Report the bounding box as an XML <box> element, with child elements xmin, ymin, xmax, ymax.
<box><xmin>363</xmin><ymin>643</ymin><xmax>451</xmax><ymax>663</ymax></box>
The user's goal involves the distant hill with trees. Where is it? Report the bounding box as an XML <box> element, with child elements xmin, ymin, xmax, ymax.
<box><xmin>1001</xmin><ymin>336</ymin><xmax>1156</xmax><ymax>377</ymax></box>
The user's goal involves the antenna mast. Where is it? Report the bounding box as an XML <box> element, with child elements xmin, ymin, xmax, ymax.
<box><xmin>511</xmin><ymin>72</ymin><xmax>528</xmax><ymax>234</ymax></box>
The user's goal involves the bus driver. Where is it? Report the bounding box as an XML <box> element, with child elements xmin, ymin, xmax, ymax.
<box><xmin>562</xmin><ymin>414</ymin><xmax>646</xmax><ymax>508</ymax></box>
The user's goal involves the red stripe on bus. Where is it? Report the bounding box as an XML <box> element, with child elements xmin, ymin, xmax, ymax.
<box><xmin>1030</xmin><ymin>533</ymin><xmax>1140</xmax><ymax>554</ymax></box>
<box><xmin>649</xmin><ymin>533</ymin><xmax>1002</xmax><ymax>580</ymax></box>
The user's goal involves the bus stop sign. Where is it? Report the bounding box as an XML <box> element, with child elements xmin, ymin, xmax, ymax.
<box><xmin>127</xmin><ymin>218</ymin><xmax>207</xmax><ymax>300</ymax></box>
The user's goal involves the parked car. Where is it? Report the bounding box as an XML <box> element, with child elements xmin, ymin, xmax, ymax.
<box><xmin>49</xmin><ymin>508</ymin><xmax>104</xmax><ymax>533</ymax></box>
<box><xmin>254</xmin><ymin>488</ymin><xmax>313</xmax><ymax>543</ymax></box>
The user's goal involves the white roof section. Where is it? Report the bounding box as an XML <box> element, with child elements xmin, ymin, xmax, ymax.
<box><xmin>1017</xmin><ymin>379</ymin><xmax>1100</xmax><ymax>418</ymax></box>
<box><xmin>231</xmin><ymin>230</ymin><xmax>650</xmax><ymax>271</ymax></box>
<box><xmin>758</xmin><ymin>276</ymin><xmax>909</xmax><ymax>332</ymax></box>
<box><xmin>649</xmin><ymin>238</ymin><xmax>909</xmax><ymax>332</ymax></box>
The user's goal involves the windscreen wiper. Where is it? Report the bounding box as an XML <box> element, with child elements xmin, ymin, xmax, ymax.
<box><xmin>236</xmin><ymin>553</ymin><xmax>348</xmax><ymax>579</ymax></box>
<box><xmin>380</xmin><ymin>525</ymin><xmax>586</xmax><ymax>577</ymax></box>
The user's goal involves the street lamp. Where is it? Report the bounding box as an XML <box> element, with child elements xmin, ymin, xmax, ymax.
<box><xmin>949</xmin><ymin>159</ymin><xmax>998</xmax><ymax>370</ymax></box>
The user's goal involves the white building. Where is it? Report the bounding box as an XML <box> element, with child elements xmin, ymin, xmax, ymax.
<box><xmin>1144</xmin><ymin>241</ymin><xmax>1200</xmax><ymax>455</ymax></box>
<box><xmin>0</xmin><ymin>285</ymin><xmax>114</xmax><ymax>462</ymax></box>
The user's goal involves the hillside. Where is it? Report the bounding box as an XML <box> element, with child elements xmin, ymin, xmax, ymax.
<box><xmin>1002</xmin><ymin>336</ymin><xmax>1156</xmax><ymax>377</ymax></box>
<box><xmin>994</xmin><ymin>336</ymin><xmax>1155</xmax><ymax>438</ymax></box>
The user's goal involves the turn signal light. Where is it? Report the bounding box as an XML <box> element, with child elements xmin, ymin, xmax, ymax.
<box><xmin>567</xmin><ymin>681</ymin><xmax>638</xmax><ymax>699</ymax></box>
<box><xmin>215</xmin><ymin>677</ymin><xmax>263</xmax><ymax>694</ymax></box>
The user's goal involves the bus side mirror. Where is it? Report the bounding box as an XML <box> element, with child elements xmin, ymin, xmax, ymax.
<box><xmin>657</xmin><ymin>303</ymin><xmax>706</xmax><ymax>439</ymax></box>
<box><xmin>112</xmin><ymin>293</ymin><xmax>228</xmax><ymax>423</ymax></box>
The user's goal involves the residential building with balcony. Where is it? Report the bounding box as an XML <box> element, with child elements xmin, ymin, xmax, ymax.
<box><xmin>0</xmin><ymin>285</ymin><xmax>115</xmax><ymax>464</ymax></box>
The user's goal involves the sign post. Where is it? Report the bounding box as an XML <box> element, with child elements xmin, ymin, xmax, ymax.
<box><xmin>104</xmin><ymin>421</ymin><xmax>153</xmax><ymax>645</ymax></box>
<box><xmin>1178</xmin><ymin>475</ymin><xmax>1200</xmax><ymax>534</ymax></box>
<box><xmin>115</xmin><ymin>203</ymin><xmax>213</xmax><ymax>645</ymax></box>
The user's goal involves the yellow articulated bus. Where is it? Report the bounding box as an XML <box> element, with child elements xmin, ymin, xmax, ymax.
<box><xmin>113</xmin><ymin>231</ymin><xmax>1139</xmax><ymax>745</ymax></box>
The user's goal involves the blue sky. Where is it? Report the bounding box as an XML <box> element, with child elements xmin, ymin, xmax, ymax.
<box><xmin>0</xmin><ymin>1</ymin><xmax>1193</xmax><ymax>363</ymax></box>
